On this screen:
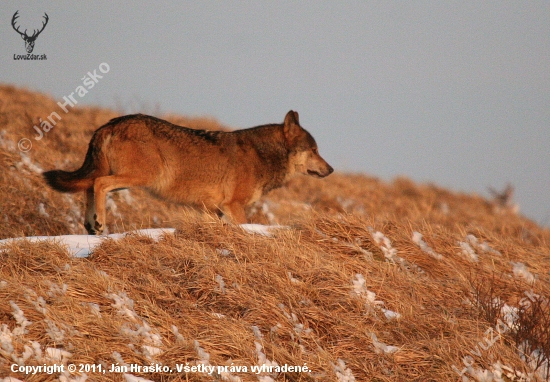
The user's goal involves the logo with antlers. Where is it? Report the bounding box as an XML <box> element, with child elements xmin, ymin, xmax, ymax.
<box><xmin>11</xmin><ymin>10</ymin><xmax>49</xmax><ymax>54</ymax></box>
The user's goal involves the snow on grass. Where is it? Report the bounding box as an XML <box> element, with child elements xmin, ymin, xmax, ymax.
<box><xmin>511</xmin><ymin>262</ymin><xmax>536</xmax><ymax>284</ymax></box>
<box><xmin>215</xmin><ymin>274</ymin><xmax>226</xmax><ymax>294</ymax></box>
<box><xmin>518</xmin><ymin>342</ymin><xmax>549</xmax><ymax>381</ymax></box>
<box><xmin>370</xmin><ymin>333</ymin><xmax>399</xmax><ymax>355</ymax></box>
<box><xmin>37</xmin><ymin>203</ymin><xmax>49</xmax><ymax>218</ymax></box>
<box><xmin>369</xmin><ymin>228</ymin><xmax>423</xmax><ymax>273</ymax></box>
<box><xmin>9</xmin><ymin>302</ymin><xmax>31</xmax><ymax>336</ymax></box>
<box><xmin>458</xmin><ymin>234</ymin><xmax>501</xmax><ymax>262</ymax></box>
<box><xmin>0</xmin><ymin>228</ymin><xmax>176</xmax><ymax>257</ymax></box>
<box><xmin>351</xmin><ymin>274</ymin><xmax>401</xmax><ymax>320</ymax></box>
<box><xmin>458</xmin><ymin>240</ymin><xmax>478</xmax><ymax>262</ymax></box>
<box><xmin>239</xmin><ymin>224</ymin><xmax>288</xmax><ymax>237</ymax></box>
<box><xmin>107</xmin><ymin>291</ymin><xmax>163</xmax><ymax>362</ymax></box>
<box><xmin>17</xmin><ymin>153</ymin><xmax>43</xmax><ymax>174</ymax></box>
<box><xmin>369</xmin><ymin>229</ymin><xmax>398</xmax><ymax>261</ymax></box>
<box><xmin>287</xmin><ymin>272</ymin><xmax>301</xmax><ymax>285</ymax></box>
<box><xmin>251</xmin><ymin>326</ymin><xmax>281</xmax><ymax>380</ymax></box>
<box><xmin>112</xmin><ymin>351</ymin><xmax>129</xmax><ymax>367</ymax></box>
<box><xmin>171</xmin><ymin>325</ymin><xmax>185</xmax><ymax>344</ymax></box>
<box><xmin>123</xmin><ymin>374</ymin><xmax>154</xmax><ymax>382</ymax></box>
<box><xmin>45</xmin><ymin>348</ymin><xmax>72</xmax><ymax>363</ymax></box>
<box><xmin>332</xmin><ymin>358</ymin><xmax>356</xmax><ymax>382</ymax></box>
<box><xmin>411</xmin><ymin>231</ymin><xmax>442</xmax><ymax>260</ymax></box>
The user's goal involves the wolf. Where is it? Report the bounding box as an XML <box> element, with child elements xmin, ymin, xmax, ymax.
<box><xmin>43</xmin><ymin>110</ymin><xmax>333</xmax><ymax>234</ymax></box>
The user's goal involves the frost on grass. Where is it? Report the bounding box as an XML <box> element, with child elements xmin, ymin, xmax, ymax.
<box><xmin>511</xmin><ymin>262</ymin><xmax>535</xmax><ymax>284</ymax></box>
<box><xmin>332</xmin><ymin>358</ymin><xmax>356</xmax><ymax>382</ymax></box>
<box><xmin>411</xmin><ymin>231</ymin><xmax>442</xmax><ymax>260</ymax></box>
<box><xmin>351</xmin><ymin>274</ymin><xmax>401</xmax><ymax>320</ymax></box>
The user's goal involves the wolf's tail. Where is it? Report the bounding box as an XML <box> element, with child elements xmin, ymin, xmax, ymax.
<box><xmin>43</xmin><ymin>129</ymin><xmax>108</xmax><ymax>193</ymax></box>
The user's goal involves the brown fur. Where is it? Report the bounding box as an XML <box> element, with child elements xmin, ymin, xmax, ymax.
<box><xmin>43</xmin><ymin>110</ymin><xmax>333</xmax><ymax>234</ymax></box>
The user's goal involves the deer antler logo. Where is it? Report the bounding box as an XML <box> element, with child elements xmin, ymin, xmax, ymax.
<box><xmin>11</xmin><ymin>11</ymin><xmax>49</xmax><ymax>54</ymax></box>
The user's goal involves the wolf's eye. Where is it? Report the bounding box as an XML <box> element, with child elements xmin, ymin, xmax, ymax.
<box><xmin>312</xmin><ymin>148</ymin><xmax>318</xmax><ymax>155</ymax></box>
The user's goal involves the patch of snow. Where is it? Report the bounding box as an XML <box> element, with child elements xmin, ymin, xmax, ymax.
<box><xmin>10</xmin><ymin>302</ymin><xmax>31</xmax><ymax>336</ymax></box>
<box><xmin>351</xmin><ymin>274</ymin><xmax>400</xmax><ymax>320</ymax></box>
<box><xmin>88</xmin><ymin>303</ymin><xmax>101</xmax><ymax>317</ymax></box>
<box><xmin>511</xmin><ymin>262</ymin><xmax>535</xmax><ymax>284</ymax></box>
<box><xmin>466</xmin><ymin>234</ymin><xmax>501</xmax><ymax>256</ymax></box>
<box><xmin>117</xmin><ymin>189</ymin><xmax>134</xmax><ymax>205</ymax></box>
<box><xmin>0</xmin><ymin>131</ymin><xmax>16</xmax><ymax>152</ymax></box>
<box><xmin>381</xmin><ymin>308</ymin><xmax>401</xmax><ymax>320</ymax></box>
<box><xmin>251</xmin><ymin>325</ymin><xmax>263</xmax><ymax>340</ymax></box>
<box><xmin>412</xmin><ymin>232</ymin><xmax>442</xmax><ymax>260</ymax></box>
<box><xmin>171</xmin><ymin>325</ymin><xmax>185</xmax><ymax>344</ymax></box>
<box><xmin>142</xmin><ymin>345</ymin><xmax>162</xmax><ymax>357</ymax></box>
<box><xmin>37</xmin><ymin>203</ymin><xmax>49</xmax><ymax>218</ymax></box>
<box><xmin>47</xmin><ymin>281</ymin><xmax>68</xmax><ymax>297</ymax></box>
<box><xmin>0</xmin><ymin>228</ymin><xmax>176</xmax><ymax>258</ymax></box>
<box><xmin>112</xmin><ymin>351</ymin><xmax>129</xmax><ymax>367</ymax></box>
<box><xmin>458</xmin><ymin>241</ymin><xmax>479</xmax><ymax>262</ymax></box>
<box><xmin>287</xmin><ymin>272</ymin><xmax>301</xmax><ymax>285</ymax></box>
<box><xmin>518</xmin><ymin>341</ymin><xmax>549</xmax><ymax>381</ymax></box>
<box><xmin>239</xmin><ymin>224</ymin><xmax>288</xmax><ymax>237</ymax></box>
<box><xmin>215</xmin><ymin>274</ymin><xmax>226</xmax><ymax>294</ymax></box>
<box><xmin>123</xmin><ymin>374</ymin><xmax>155</xmax><ymax>382</ymax></box>
<box><xmin>106</xmin><ymin>194</ymin><xmax>121</xmax><ymax>218</ymax></box>
<box><xmin>217</xmin><ymin>248</ymin><xmax>232</xmax><ymax>256</ymax></box>
<box><xmin>369</xmin><ymin>229</ymin><xmax>398</xmax><ymax>261</ymax></box>
<box><xmin>370</xmin><ymin>333</ymin><xmax>399</xmax><ymax>355</ymax></box>
<box><xmin>18</xmin><ymin>153</ymin><xmax>43</xmax><ymax>174</ymax></box>
<box><xmin>332</xmin><ymin>358</ymin><xmax>356</xmax><ymax>382</ymax></box>
<box><xmin>44</xmin><ymin>319</ymin><xmax>66</xmax><ymax>342</ymax></box>
<box><xmin>45</xmin><ymin>348</ymin><xmax>72</xmax><ymax>363</ymax></box>
<box><xmin>254</xmin><ymin>341</ymin><xmax>279</xmax><ymax>381</ymax></box>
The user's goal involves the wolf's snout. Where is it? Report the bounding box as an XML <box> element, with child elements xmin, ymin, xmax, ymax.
<box><xmin>307</xmin><ymin>163</ymin><xmax>333</xmax><ymax>178</ymax></box>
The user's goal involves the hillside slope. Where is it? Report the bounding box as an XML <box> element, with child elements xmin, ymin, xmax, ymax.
<box><xmin>0</xmin><ymin>85</ymin><xmax>549</xmax><ymax>381</ymax></box>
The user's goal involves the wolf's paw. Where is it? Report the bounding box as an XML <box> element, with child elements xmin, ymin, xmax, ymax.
<box><xmin>84</xmin><ymin>220</ymin><xmax>103</xmax><ymax>235</ymax></box>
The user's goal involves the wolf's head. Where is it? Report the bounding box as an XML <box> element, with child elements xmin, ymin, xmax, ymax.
<box><xmin>283</xmin><ymin>110</ymin><xmax>333</xmax><ymax>178</ymax></box>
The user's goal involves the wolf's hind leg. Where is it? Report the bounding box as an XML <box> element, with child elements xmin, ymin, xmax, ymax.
<box><xmin>84</xmin><ymin>187</ymin><xmax>97</xmax><ymax>234</ymax></box>
<box><xmin>92</xmin><ymin>175</ymin><xmax>150</xmax><ymax>235</ymax></box>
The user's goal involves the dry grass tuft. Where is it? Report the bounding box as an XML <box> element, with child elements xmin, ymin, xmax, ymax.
<box><xmin>1</xmin><ymin>84</ymin><xmax>550</xmax><ymax>381</ymax></box>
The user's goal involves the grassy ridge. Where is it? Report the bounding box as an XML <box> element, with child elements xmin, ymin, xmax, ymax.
<box><xmin>0</xmin><ymin>85</ymin><xmax>549</xmax><ymax>381</ymax></box>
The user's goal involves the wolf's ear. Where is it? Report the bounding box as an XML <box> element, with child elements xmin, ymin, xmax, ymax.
<box><xmin>284</xmin><ymin>110</ymin><xmax>301</xmax><ymax>141</ymax></box>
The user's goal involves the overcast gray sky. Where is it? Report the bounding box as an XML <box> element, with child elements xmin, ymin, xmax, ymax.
<box><xmin>1</xmin><ymin>1</ymin><xmax>549</xmax><ymax>225</ymax></box>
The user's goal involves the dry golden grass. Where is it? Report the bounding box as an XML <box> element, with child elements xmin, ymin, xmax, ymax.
<box><xmin>1</xmin><ymin>84</ymin><xmax>549</xmax><ymax>381</ymax></box>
